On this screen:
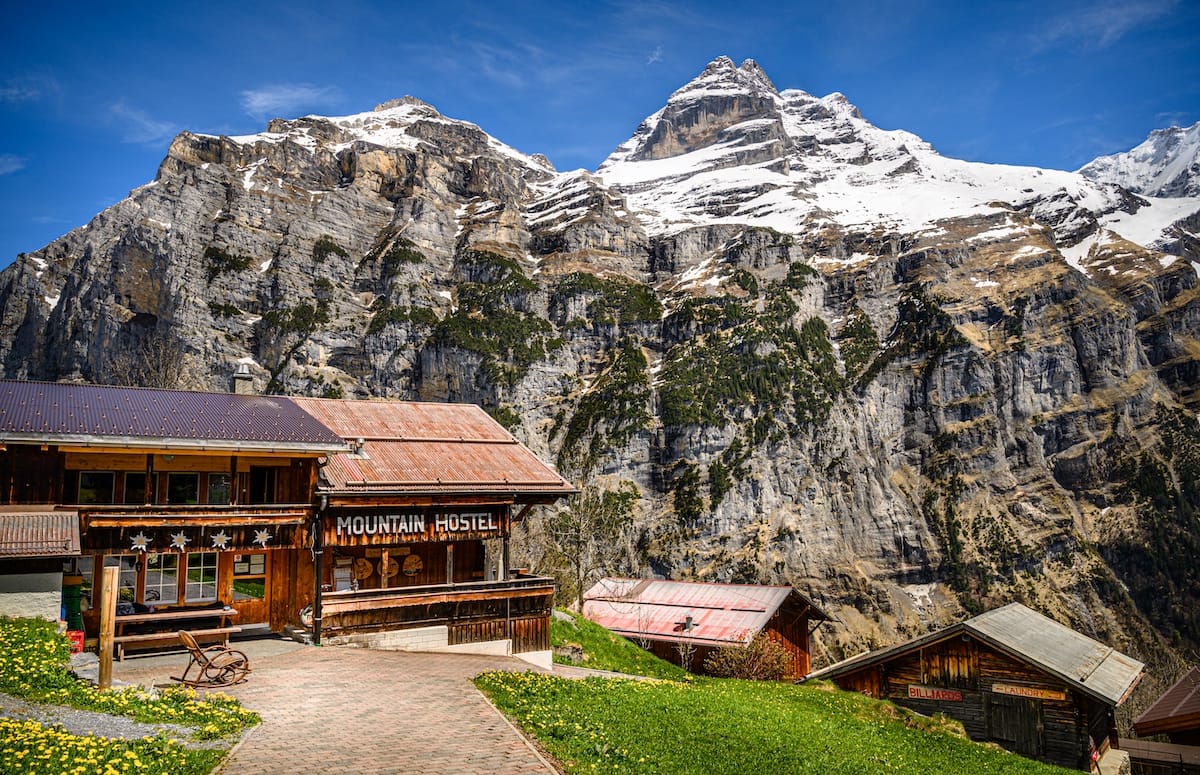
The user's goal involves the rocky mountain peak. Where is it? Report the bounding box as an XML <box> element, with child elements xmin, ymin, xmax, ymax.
<box><xmin>603</xmin><ymin>56</ymin><xmax>786</xmax><ymax>166</ymax></box>
<box><xmin>1078</xmin><ymin>120</ymin><xmax>1200</xmax><ymax>197</ymax></box>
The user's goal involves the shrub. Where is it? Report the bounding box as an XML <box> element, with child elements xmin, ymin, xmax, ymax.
<box><xmin>703</xmin><ymin>632</ymin><xmax>791</xmax><ymax>680</ymax></box>
<box><xmin>312</xmin><ymin>235</ymin><xmax>349</xmax><ymax>263</ymax></box>
<box><xmin>203</xmin><ymin>246</ymin><xmax>253</xmax><ymax>282</ymax></box>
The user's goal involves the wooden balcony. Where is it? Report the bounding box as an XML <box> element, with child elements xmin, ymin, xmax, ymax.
<box><xmin>319</xmin><ymin>576</ymin><xmax>556</xmax><ymax>653</ymax></box>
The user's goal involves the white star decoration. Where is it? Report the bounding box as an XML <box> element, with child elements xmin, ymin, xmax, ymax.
<box><xmin>130</xmin><ymin>532</ymin><xmax>152</xmax><ymax>552</ymax></box>
<box><xmin>253</xmin><ymin>528</ymin><xmax>272</xmax><ymax>547</ymax></box>
<box><xmin>210</xmin><ymin>530</ymin><xmax>231</xmax><ymax>550</ymax></box>
<box><xmin>169</xmin><ymin>531</ymin><xmax>191</xmax><ymax>550</ymax></box>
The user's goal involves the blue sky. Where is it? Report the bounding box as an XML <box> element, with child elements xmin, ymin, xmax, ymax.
<box><xmin>2</xmin><ymin>0</ymin><xmax>1197</xmax><ymax>268</ymax></box>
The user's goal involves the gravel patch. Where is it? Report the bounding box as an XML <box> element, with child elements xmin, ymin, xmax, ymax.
<box><xmin>0</xmin><ymin>690</ymin><xmax>236</xmax><ymax>750</ymax></box>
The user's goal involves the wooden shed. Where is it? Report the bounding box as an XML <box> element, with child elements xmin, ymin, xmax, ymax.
<box><xmin>582</xmin><ymin>577</ymin><xmax>830</xmax><ymax>679</ymax></box>
<box><xmin>807</xmin><ymin>603</ymin><xmax>1144</xmax><ymax>771</ymax></box>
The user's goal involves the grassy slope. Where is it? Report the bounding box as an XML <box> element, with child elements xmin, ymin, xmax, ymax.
<box><xmin>477</xmin><ymin>673</ymin><xmax>1077</xmax><ymax>775</ymax></box>
<box><xmin>550</xmin><ymin>609</ymin><xmax>689</xmax><ymax>680</ymax></box>
<box><xmin>504</xmin><ymin>610</ymin><xmax>1077</xmax><ymax>775</ymax></box>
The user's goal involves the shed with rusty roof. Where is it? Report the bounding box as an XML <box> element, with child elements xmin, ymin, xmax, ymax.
<box><xmin>582</xmin><ymin>577</ymin><xmax>830</xmax><ymax>679</ymax></box>
<box><xmin>807</xmin><ymin>602</ymin><xmax>1144</xmax><ymax>770</ymax></box>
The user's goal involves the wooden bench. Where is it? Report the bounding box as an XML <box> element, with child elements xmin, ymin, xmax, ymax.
<box><xmin>113</xmin><ymin>607</ymin><xmax>239</xmax><ymax>661</ymax></box>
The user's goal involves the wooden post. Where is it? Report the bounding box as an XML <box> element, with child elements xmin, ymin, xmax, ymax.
<box><xmin>380</xmin><ymin>549</ymin><xmax>390</xmax><ymax>588</ymax></box>
<box><xmin>98</xmin><ymin>565</ymin><xmax>118</xmax><ymax>690</ymax></box>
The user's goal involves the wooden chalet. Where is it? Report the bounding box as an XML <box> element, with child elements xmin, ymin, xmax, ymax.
<box><xmin>0</xmin><ymin>379</ymin><xmax>347</xmax><ymax>642</ymax></box>
<box><xmin>582</xmin><ymin>577</ymin><xmax>831</xmax><ymax>679</ymax></box>
<box><xmin>291</xmin><ymin>398</ymin><xmax>576</xmax><ymax>663</ymax></box>
<box><xmin>807</xmin><ymin>602</ymin><xmax>1145</xmax><ymax>771</ymax></box>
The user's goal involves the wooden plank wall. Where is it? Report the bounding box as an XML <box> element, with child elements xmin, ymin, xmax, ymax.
<box><xmin>833</xmin><ymin>638</ymin><xmax>1096</xmax><ymax>770</ymax></box>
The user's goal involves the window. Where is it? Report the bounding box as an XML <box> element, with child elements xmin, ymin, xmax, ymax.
<box><xmin>143</xmin><ymin>553</ymin><xmax>179</xmax><ymax>603</ymax></box>
<box><xmin>185</xmin><ymin>552</ymin><xmax>218</xmax><ymax>602</ymax></box>
<box><xmin>232</xmin><ymin>553</ymin><xmax>266</xmax><ymax>603</ymax></box>
<box><xmin>123</xmin><ymin>473</ymin><xmax>146</xmax><ymax>505</ymax></box>
<box><xmin>104</xmin><ymin>555</ymin><xmax>140</xmax><ymax>603</ymax></box>
<box><xmin>166</xmin><ymin>473</ymin><xmax>200</xmax><ymax>504</ymax></box>
<box><xmin>78</xmin><ymin>472</ymin><xmax>114</xmax><ymax>504</ymax></box>
<box><xmin>248</xmin><ymin>467</ymin><xmax>277</xmax><ymax>504</ymax></box>
<box><xmin>207</xmin><ymin>473</ymin><xmax>231</xmax><ymax>505</ymax></box>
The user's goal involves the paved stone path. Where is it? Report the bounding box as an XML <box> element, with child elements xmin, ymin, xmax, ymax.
<box><xmin>218</xmin><ymin>647</ymin><xmax>555</xmax><ymax>774</ymax></box>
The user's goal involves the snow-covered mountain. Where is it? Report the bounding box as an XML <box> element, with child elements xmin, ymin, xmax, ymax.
<box><xmin>1079</xmin><ymin>120</ymin><xmax>1200</xmax><ymax>198</ymax></box>
<box><xmin>599</xmin><ymin>57</ymin><xmax>1194</xmax><ymax>255</ymax></box>
<box><xmin>2</xmin><ymin>57</ymin><xmax>1200</xmax><ymax>680</ymax></box>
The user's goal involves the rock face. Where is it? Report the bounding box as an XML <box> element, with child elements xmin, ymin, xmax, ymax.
<box><xmin>3</xmin><ymin>58</ymin><xmax>1200</xmax><ymax>686</ymax></box>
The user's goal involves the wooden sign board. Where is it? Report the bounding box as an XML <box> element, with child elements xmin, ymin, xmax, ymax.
<box><xmin>908</xmin><ymin>685</ymin><xmax>963</xmax><ymax>702</ymax></box>
<box><xmin>991</xmin><ymin>683</ymin><xmax>1066</xmax><ymax>701</ymax></box>
<box><xmin>325</xmin><ymin>507</ymin><xmax>506</xmax><ymax>546</ymax></box>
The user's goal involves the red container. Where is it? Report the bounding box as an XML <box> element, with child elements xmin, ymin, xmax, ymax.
<box><xmin>66</xmin><ymin>630</ymin><xmax>84</xmax><ymax>654</ymax></box>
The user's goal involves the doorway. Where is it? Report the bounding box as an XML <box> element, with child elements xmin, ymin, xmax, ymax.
<box><xmin>230</xmin><ymin>552</ymin><xmax>270</xmax><ymax>624</ymax></box>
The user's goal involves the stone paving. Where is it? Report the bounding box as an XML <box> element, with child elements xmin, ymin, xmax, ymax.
<box><xmin>114</xmin><ymin>640</ymin><xmax>557</xmax><ymax>774</ymax></box>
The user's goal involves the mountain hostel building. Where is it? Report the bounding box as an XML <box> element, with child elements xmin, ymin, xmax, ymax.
<box><xmin>806</xmin><ymin>602</ymin><xmax>1144</xmax><ymax>771</ymax></box>
<box><xmin>288</xmin><ymin>397</ymin><xmax>575</xmax><ymax>666</ymax></box>
<box><xmin>582</xmin><ymin>577</ymin><xmax>831</xmax><ymax>679</ymax></box>
<box><xmin>0</xmin><ymin>380</ymin><xmax>575</xmax><ymax>665</ymax></box>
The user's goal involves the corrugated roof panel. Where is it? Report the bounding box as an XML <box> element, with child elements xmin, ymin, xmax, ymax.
<box><xmin>583</xmin><ymin>578</ymin><xmax>822</xmax><ymax>647</ymax></box>
<box><xmin>968</xmin><ymin>603</ymin><xmax>1144</xmax><ymax>705</ymax></box>
<box><xmin>0</xmin><ymin>380</ymin><xmax>345</xmax><ymax>450</ymax></box>
<box><xmin>0</xmin><ymin>510</ymin><xmax>80</xmax><ymax>557</ymax></box>
<box><xmin>292</xmin><ymin>398</ymin><xmax>575</xmax><ymax>498</ymax></box>
<box><xmin>291</xmin><ymin>397</ymin><xmax>511</xmax><ymax>441</ymax></box>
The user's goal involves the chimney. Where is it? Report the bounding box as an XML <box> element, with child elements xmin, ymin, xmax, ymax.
<box><xmin>232</xmin><ymin>363</ymin><xmax>254</xmax><ymax>395</ymax></box>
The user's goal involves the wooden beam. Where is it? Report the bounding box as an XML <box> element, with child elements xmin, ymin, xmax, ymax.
<box><xmin>98</xmin><ymin>565</ymin><xmax>118</xmax><ymax>690</ymax></box>
<box><xmin>321</xmin><ymin>586</ymin><xmax>553</xmax><ymax>614</ymax></box>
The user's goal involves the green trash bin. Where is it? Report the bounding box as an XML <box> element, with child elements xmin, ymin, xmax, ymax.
<box><xmin>62</xmin><ymin>574</ymin><xmax>84</xmax><ymax>631</ymax></box>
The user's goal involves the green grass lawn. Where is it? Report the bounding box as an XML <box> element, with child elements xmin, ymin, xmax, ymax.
<box><xmin>550</xmin><ymin>609</ymin><xmax>689</xmax><ymax>680</ymax></box>
<box><xmin>475</xmin><ymin>672</ymin><xmax>1077</xmax><ymax>775</ymax></box>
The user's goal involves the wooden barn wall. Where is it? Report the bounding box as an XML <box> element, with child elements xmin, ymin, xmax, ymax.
<box><xmin>833</xmin><ymin>638</ymin><xmax>1101</xmax><ymax>770</ymax></box>
<box><xmin>767</xmin><ymin>609</ymin><xmax>811</xmax><ymax>679</ymax></box>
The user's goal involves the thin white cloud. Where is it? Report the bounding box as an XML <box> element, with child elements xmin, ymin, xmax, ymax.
<box><xmin>1031</xmin><ymin>0</ymin><xmax>1177</xmax><ymax>51</ymax></box>
<box><xmin>0</xmin><ymin>154</ymin><xmax>26</xmax><ymax>175</ymax></box>
<box><xmin>0</xmin><ymin>74</ymin><xmax>58</xmax><ymax>102</ymax></box>
<box><xmin>239</xmin><ymin>84</ymin><xmax>341</xmax><ymax>120</ymax></box>
<box><xmin>109</xmin><ymin>100</ymin><xmax>179</xmax><ymax>145</ymax></box>
<box><xmin>647</xmin><ymin>46</ymin><xmax>664</xmax><ymax>65</ymax></box>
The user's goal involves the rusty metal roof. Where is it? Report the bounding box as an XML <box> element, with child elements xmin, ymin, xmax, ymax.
<box><xmin>1134</xmin><ymin>667</ymin><xmax>1200</xmax><ymax>736</ymax></box>
<box><xmin>808</xmin><ymin>602</ymin><xmax>1144</xmax><ymax>706</ymax></box>
<box><xmin>0</xmin><ymin>380</ymin><xmax>346</xmax><ymax>453</ymax></box>
<box><xmin>0</xmin><ymin>508</ymin><xmax>80</xmax><ymax>557</ymax></box>
<box><xmin>291</xmin><ymin>397</ymin><xmax>576</xmax><ymax>500</ymax></box>
<box><xmin>582</xmin><ymin>577</ymin><xmax>830</xmax><ymax>648</ymax></box>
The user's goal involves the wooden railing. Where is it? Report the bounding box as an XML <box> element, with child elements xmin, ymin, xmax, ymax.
<box><xmin>320</xmin><ymin>576</ymin><xmax>556</xmax><ymax>653</ymax></box>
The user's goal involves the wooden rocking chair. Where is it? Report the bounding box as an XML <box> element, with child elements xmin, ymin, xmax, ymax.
<box><xmin>171</xmin><ymin>630</ymin><xmax>251</xmax><ymax>687</ymax></box>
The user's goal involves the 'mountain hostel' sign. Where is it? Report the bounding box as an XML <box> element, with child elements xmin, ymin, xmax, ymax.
<box><xmin>327</xmin><ymin>508</ymin><xmax>505</xmax><ymax>546</ymax></box>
